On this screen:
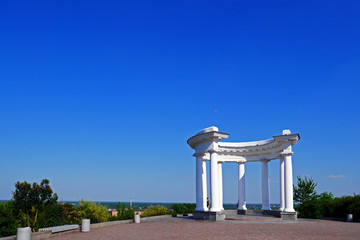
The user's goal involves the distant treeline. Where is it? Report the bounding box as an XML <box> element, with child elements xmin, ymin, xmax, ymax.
<box><xmin>60</xmin><ymin>202</ymin><xmax>279</xmax><ymax>211</ymax></box>
<box><xmin>0</xmin><ymin>200</ymin><xmax>278</xmax><ymax>211</ymax></box>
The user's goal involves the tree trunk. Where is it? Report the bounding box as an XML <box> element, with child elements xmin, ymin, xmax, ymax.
<box><xmin>26</xmin><ymin>211</ymin><xmax>30</xmax><ymax>228</ymax></box>
<box><xmin>31</xmin><ymin>210</ymin><xmax>39</xmax><ymax>232</ymax></box>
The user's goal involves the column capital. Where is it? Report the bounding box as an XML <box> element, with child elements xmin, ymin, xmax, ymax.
<box><xmin>279</xmin><ymin>151</ymin><xmax>294</xmax><ymax>158</ymax></box>
<box><xmin>193</xmin><ymin>152</ymin><xmax>206</xmax><ymax>157</ymax></box>
<box><xmin>260</xmin><ymin>159</ymin><xmax>271</xmax><ymax>163</ymax></box>
<box><xmin>237</xmin><ymin>161</ymin><xmax>246</xmax><ymax>165</ymax></box>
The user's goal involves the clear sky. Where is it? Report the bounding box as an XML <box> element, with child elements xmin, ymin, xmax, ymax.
<box><xmin>1</xmin><ymin>0</ymin><xmax>360</xmax><ymax>204</ymax></box>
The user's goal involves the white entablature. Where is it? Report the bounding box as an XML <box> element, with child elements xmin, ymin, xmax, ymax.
<box><xmin>187</xmin><ymin>127</ymin><xmax>300</xmax><ymax>162</ymax></box>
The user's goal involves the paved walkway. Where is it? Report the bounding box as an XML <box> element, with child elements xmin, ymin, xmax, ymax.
<box><xmin>52</xmin><ymin>217</ymin><xmax>360</xmax><ymax>240</ymax></box>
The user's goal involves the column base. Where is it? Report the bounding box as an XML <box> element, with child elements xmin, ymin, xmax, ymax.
<box><xmin>237</xmin><ymin>207</ymin><xmax>247</xmax><ymax>211</ymax></box>
<box><xmin>284</xmin><ymin>208</ymin><xmax>295</xmax><ymax>213</ymax></box>
<box><xmin>281</xmin><ymin>211</ymin><xmax>297</xmax><ymax>221</ymax></box>
<box><xmin>237</xmin><ymin>209</ymin><xmax>247</xmax><ymax>215</ymax></box>
<box><xmin>193</xmin><ymin>210</ymin><xmax>225</xmax><ymax>221</ymax></box>
<box><xmin>195</xmin><ymin>207</ymin><xmax>208</xmax><ymax>211</ymax></box>
<box><xmin>210</xmin><ymin>207</ymin><xmax>222</xmax><ymax>212</ymax></box>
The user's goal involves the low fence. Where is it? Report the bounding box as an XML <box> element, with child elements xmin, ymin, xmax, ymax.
<box><xmin>0</xmin><ymin>215</ymin><xmax>173</xmax><ymax>240</ymax></box>
<box><xmin>0</xmin><ymin>231</ymin><xmax>52</xmax><ymax>240</ymax></box>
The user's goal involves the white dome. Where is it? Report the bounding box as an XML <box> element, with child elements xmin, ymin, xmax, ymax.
<box><xmin>197</xmin><ymin>126</ymin><xmax>219</xmax><ymax>134</ymax></box>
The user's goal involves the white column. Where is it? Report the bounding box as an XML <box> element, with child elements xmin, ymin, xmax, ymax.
<box><xmin>210</xmin><ymin>152</ymin><xmax>221</xmax><ymax>211</ymax></box>
<box><xmin>218</xmin><ymin>162</ymin><xmax>224</xmax><ymax>210</ymax></box>
<box><xmin>238</xmin><ymin>162</ymin><xmax>247</xmax><ymax>210</ymax></box>
<box><xmin>261</xmin><ymin>160</ymin><xmax>271</xmax><ymax>210</ymax></box>
<box><xmin>279</xmin><ymin>158</ymin><xmax>285</xmax><ymax>211</ymax></box>
<box><xmin>195</xmin><ymin>155</ymin><xmax>207</xmax><ymax>211</ymax></box>
<box><xmin>284</xmin><ymin>153</ymin><xmax>295</xmax><ymax>212</ymax></box>
<box><xmin>202</xmin><ymin>161</ymin><xmax>208</xmax><ymax>211</ymax></box>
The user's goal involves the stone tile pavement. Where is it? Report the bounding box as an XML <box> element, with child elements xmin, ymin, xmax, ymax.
<box><xmin>52</xmin><ymin>217</ymin><xmax>360</xmax><ymax>240</ymax></box>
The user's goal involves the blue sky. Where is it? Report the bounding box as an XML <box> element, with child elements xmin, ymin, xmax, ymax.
<box><xmin>1</xmin><ymin>0</ymin><xmax>360</xmax><ymax>203</ymax></box>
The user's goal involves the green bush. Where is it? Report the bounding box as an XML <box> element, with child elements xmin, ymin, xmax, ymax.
<box><xmin>76</xmin><ymin>200</ymin><xmax>110</xmax><ymax>223</ymax></box>
<box><xmin>294</xmin><ymin>179</ymin><xmax>360</xmax><ymax>220</ymax></box>
<box><xmin>293</xmin><ymin>176</ymin><xmax>359</xmax><ymax>219</ymax></box>
<box><xmin>141</xmin><ymin>205</ymin><xmax>169</xmax><ymax>217</ymax></box>
<box><xmin>0</xmin><ymin>201</ymin><xmax>18</xmax><ymax>237</ymax></box>
<box><xmin>349</xmin><ymin>198</ymin><xmax>360</xmax><ymax>219</ymax></box>
<box><xmin>170</xmin><ymin>203</ymin><xmax>185</xmax><ymax>214</ymax></box>
<box><xmin>323</xmin><ymin>194</ymin><xmax>360</xmax><ymax>219</ymax></box>
<box><xmin>36</xmin><ymin>203</ymin><xmax>80</xmax><ymax>230</ymax></box>
<box><xmin>184</xmin><ymin>203</ymin><xmax>196</xmax><ymax>213</ymax></box>
<box><xmin>170</xmin><ymin>203</ymin><xmax>196</xmax><ymax>214</ymax></box>
<box><xmin>116</xmin><ymin>202</ymin><xmax>134</xmax><ymax>220</ymax></box>
<box><xmin>296</xmin><ymin>199</ymin><xmax>323</xmax><ymax>219</ymax></box>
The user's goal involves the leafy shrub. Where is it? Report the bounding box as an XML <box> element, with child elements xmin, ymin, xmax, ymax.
<box><xmin>116</xmin><ymin>202</ymin><xmax>134</xmax><ymax>220</ymax></box>
<box><xmin>76</xmin><ymin>200</ymin><xmax>110</xmax><ymax>223</ymax></box>
<box><xmin>296</xmin><ymin>199</ymin><xmax>323</xmax><ymax>218</ymax></box>
<box><xmin>170</xmin><ymin>203</ymin><xmax>185</xmax><ymax>214</ymax></box>
<box><xmin>170</xmin><ymin>203</ymin><xmax>196</xmax><ymax>214</ymax></box>
<box><xmin>184</xmin><ymin>203</ymin><xmax>196</xmax><ymax>213</ymax></box>
<box><xmin>141</xmin><ymin>205</ymin><xmax>169</xmax><ymax>217</ymax></box>
<box><xmin>36</xmin><ymin>203</ymin><xmax>80</xmax><ymax>229</ymax></box>
<box><xmin>349</xmin><ymin>197</ymin><xmax>360</xmax><ymax>219</ymax></box>
<box><xmin>323</xmin><ymin>194</ymin><xmax>360</xmax><ymax>219</ymax></box>
<box><xmin>0</xmin><ymin>201</ymin><xmax>18</xmax><ymax>237</ymax></box>
<box><xmin>294</xmin><ymin>176</ymin><xmax>360</xmax><ymax>220</ymax></box>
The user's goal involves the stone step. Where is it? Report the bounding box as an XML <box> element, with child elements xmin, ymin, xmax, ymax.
<box><xmin>242</xmin><ymin>210</ymin><xmax>264</xmax><ymax>216</ymax></box>
<box><xmin>237</xmin><ymin>209</ymin><xmax>281</xmax><ymax>217</ymax></box>
<box><xmin>224</xmin><ymin>209</ymin><xmax>264</xmax><ymax>216</ymax></box>
<box><xmin>223</xmin><ymin>210</ymin><xmax>238</xmax><ymax>215</ymax></box>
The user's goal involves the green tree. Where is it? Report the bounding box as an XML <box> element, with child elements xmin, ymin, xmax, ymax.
<box><xmin>293</xmin><ymin>176</ymin><xmax>336</xmax><ymax>219</ymax></box>
<box><xmin>293</xmin><ymin>176</ymin><xmax>318</xmax><ymax>204</ymax></box>
<box><xmin>12</xmin><ymin>179</ymin><xmax>58</xmax><ymax>231</ymax></box>
<box><xmin>318</xmin><ymin>192</ymin><xmax>334</xmax><ymax>201</ymax></box>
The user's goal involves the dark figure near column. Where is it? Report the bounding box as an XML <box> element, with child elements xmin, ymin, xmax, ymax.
<box><xmin>207</xmin><ymin>197</ymin><xmax>210</xmax><ymax>210</ymax></box>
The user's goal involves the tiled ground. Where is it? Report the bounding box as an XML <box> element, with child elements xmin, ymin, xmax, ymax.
<box><xmin>52</xmin><ymin>217</ymin><xmax>360</xmax><ymax>240</ymax></box>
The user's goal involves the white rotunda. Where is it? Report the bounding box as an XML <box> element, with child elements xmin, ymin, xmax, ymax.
<box><xmin>187</xmin><ymin>127</ymin><xmax>300</xmax><ymax>221</ymax></box>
